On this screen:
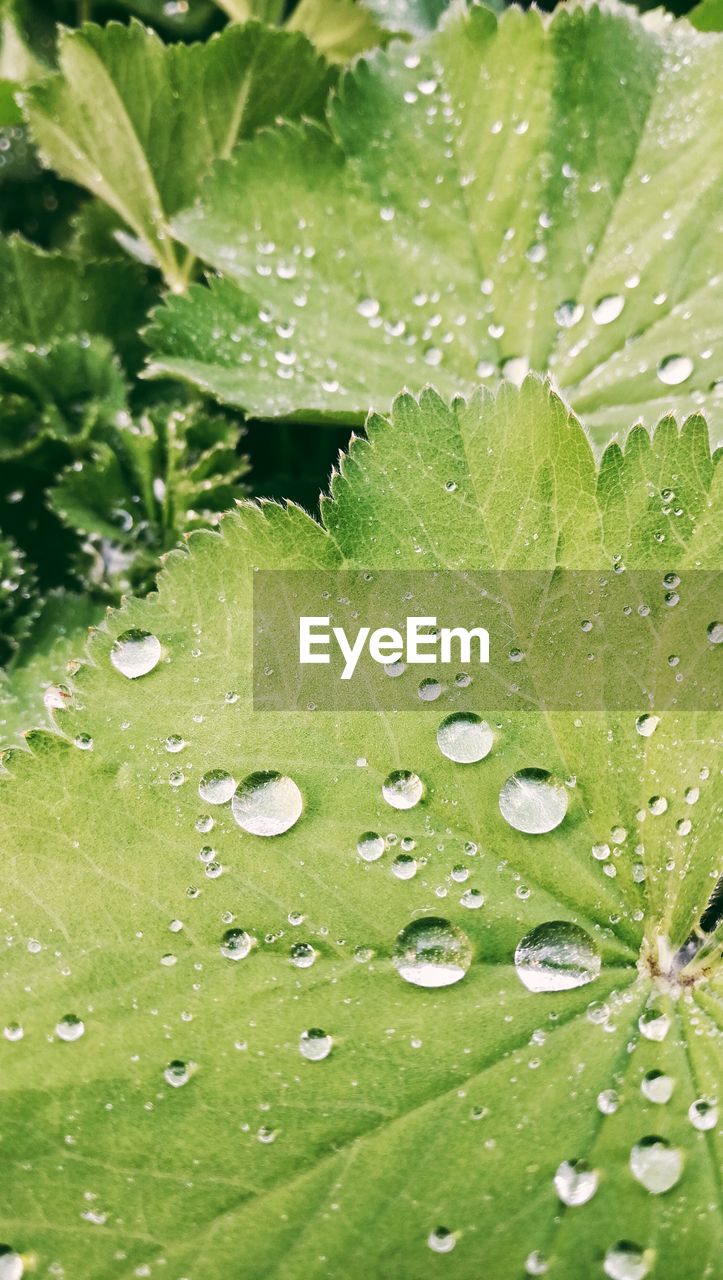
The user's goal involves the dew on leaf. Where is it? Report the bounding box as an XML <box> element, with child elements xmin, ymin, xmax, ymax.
<box><xmin>514</xmin><ymin>921</ymin><xmax>601</xmax><ymax>992</ymax></box>
<box><xmin>629</xmin><ymin>1137</ymin><xmax>683</xmax><ymax>1194</ymax></box>
<box><xmin>501</xmin><ymin>355</ymin><xmax>529</xmax><ymax>385</ymax></box>
<box><xmin>553</xmin><ymin>1158</ymin><xmax>598</xmax><ymax>1205</ymax></box>
<box><xmin>220</xmin><ymin>928</ymin><xmax>255</xmax><ymax>960</ymax></box>
<box><xmin>603</xmin><ymin>1242</ymin><xmax>651</xmax><ymax>1280</ymax></box>
<box><xmin>165</xmin><ymin>735</ymin><xmax>185</xmax><ymax>753</ymax></box>
<box><xmin>688</xmin><ymin>1098</ymin><xmax>718</xmax><ymax>1130</ymax></box>
<box><xmin>657</xmin><ymin>354</ymin><xmax>693</xmax><ymax>385</ymax></box>
<box><xmin>460</xmin><ymin>888</ymin><xmax>484</xmax><ymax>909</ymax></box>
<box><xmin>436</xmin><ymin>712</ymin><xmax>493</xmax><ymax>763</ymax></box>
<box><xmin>110</xmin><ymin>629</ymin><xmax>161</xmax><ymax>678</ymax></box>
<box><xmin>392</xmin><ymin>853</ymin><xmax>417</xmax><ymax>880</ymax></box>
<box><xmin>525</xmin><ymin>1250</ymin><xmax>549</xmax><ymax>1275</ymax></box>
<box><xmin>648</xmin><ymin>795</ymin><xmax>667</xmax><ymax>816</ymax></box>
<box><xmin>638</xmin><ymin>1010</ymin><xmax>670</xmax><ymax>1045</ymax></box>
<box><xmin>164</xmin><ymin>1059</ymin><xmax>190</xmax><ymax>1088</ymax></box>
<box><xmin>56</xmin><ymin>1014</ymin><xmax>85</xmax><ymax>1042</ymax></box>
<box><xmin>597</xmin><ymin>1089</ymin><xmax>620</xmax><ymax>1115</ymax></box>
<box><xmin>641</xmin><ymin>1070</ymin><xmax>674</xmax><ymax>1104</ymax></box>
<box><xmin>418</xmin><ymin>677</ymin><xmax>442</xmax><ymax>701</ymax></box>
<box><xmin>3</xmin><ymin>1024</ymin><xmax>23</xmax><ymax>1043</ymax></box>
<box><xmin>635</xmin><ymin>714</ymin><xmax>659</xmax><ymax>738</ymax></box>
<box><xmin>357</xmin><ymin>831</ymin><xmax>385</xmax><ymax>862</ymax></box>
<box><xmin>499</xmin><ymin>769</ymin><xmax>568</xmax><ymax>834</ymax></box>
<box><xmin>0</xmin><ymin>1250</ymin><xmax>23</xmax><ymax>1280</ymax></box>
<box><xmin>290</xmin><ymin>942</ymin><xmax>317</xmax><ymax>969</ymax></box>
<box><xmin>198</xmin><ymin>769</ymin><xmax>236</xmax><ymax>805</ymax></box>
<box><xmin>231</xmin><ymin>771</ymin><xmax>303</xmax><ymax>835</ymax></box>
<box><xmin>554</xmin><ymin>299</ymin><xmax>583</xmax><ymax>328</ymax></box>
<box><xmin>393</xmin><ymin>917</ymin><xmax>472</xmax><ymax>988</ymax></box>
<box><xmin>427</xmin><ymin>1227</ymin><xmax>456</xmax><ymax>1254</ymax></box>
<box><xmin>707</xmin><ymin>621</ymin><xmax>723</xmax><ymax>644</ymax></box>
<box><xmin>382</xmin><ymin>769</ymin><xmax>424</xmax><ymax>810</ymax></box>
<box><xmin>592</xmin><ymin>294</ymin><xmax>624</xmax><ymax>324</ymax></box>
<box><xmin>299</xmin><ymin>1028</ymin><xmax>332</xmax><ymax>1061</ymax></box>
<box><xmin>592</xmin><ymin>842</ymin><xmax>610</xmax><ymax>861</ymax></box>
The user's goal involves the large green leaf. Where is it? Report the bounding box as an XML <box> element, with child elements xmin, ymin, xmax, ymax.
<box><xmin>0</xmin><ymin>379</ymin><xmax>720</xmax><ymax>1278</ymax></box>
<box><xmin>147</xmin><ymin>2</ymin><xmax>723</xmax><ymax>446</ymax></box>
<box><xmin>22</xmin><ymin>18</ymin><xmax>333</xmax><ymax>288</ymax></box>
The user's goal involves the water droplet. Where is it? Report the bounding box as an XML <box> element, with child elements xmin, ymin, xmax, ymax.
<box><xmin>110</xmin><ymin>629</ymin><xmax>161</xmax><ymax>678</ymax></box>
<box><xmin>393</xmin><ymin>917</ymin><xmax>472</xmax><ymax>988</ymax></box>
<box><xmin>514</xmin><ymin>921</ymin><xmax>600</xmax><ymax>992</ymax></box>
<box><xmin>597</xmin><ymin>1088</ymin><xmax>620</xmax><ymax>1115</ymax></box>
<box><xmin>436</xmin><ymin>713</ymin><xmax>493</xmax><ymax>764</ymax></box>
<box><xmin>427</xmin><ymin>1227</ymin><xmax>456</xmax><ymax>1254</ymax></box>
<box><xmin>638</xmin><ymin>1007</ymin><xmax>670</xmax><ymax>1042</ymax></box>
<box><xmin>641</xmin><ymin>1070</ymin><xmax>674</xmax><ymax>1104</ymax></box>
<box><xmin>635</xmin><ymin>714</ymin><xmax>659</xmax><ymax>738</ymax></box>
<box><xmin>688</xmin><ymin>1098</ymin><xmax>718</xmax><ymax>1131</ymax></box>
<box><xmin>74</xmin><ymin>733</ymin><xmax>93</xmax><ymax>751</ymax></box>
<box><xmin>0</xmin><ymin>1249</ymin><xmax>24</xmax><ymax>1280</ymax></box>
<box><xmin>707</xmin><ymin>620</ymin><xmax>723</xmax><ymax>644</ymax></box>
<box><xmin>56</xmin><ymin>1015</ymin><xmax>85</xmax><ymax>1042</ymax></box>
<box><xmin>657</xmin><ymin>355</ymin><xmax>693</xmax><ymax>386</ymax></box>
<box><xmin>525</xmin><ymin>1251</ymin><xmax>549</xmax><ymax>1276</ymax></box>
<box><xmin>198</xmin><ymin>769</ymin><xmax>236</xmax><ymax>805</ymax></box>
<box><xmin>648</xmin><ymin>795</ymin><xmax>668</xmax><ymax>816</ymax></box>
<box><xmin>553</xmin><ymin>1158</ymin><xmax>598</xmax><ymax>1205</ymax></box>
<box><xmin>357</xmin><ymin>831</ymin><xmax>385</xmax><ymax>862</ymax></box>
<box><xmin>501</xmin><ymin>355</ymin><xmax>529</xmax><ymax>386</ymax></box>
<box><xmin>603</xmin><ymin>1242</ymin><xmax>651</xmax><ymax>1280</ymax></box>
<box><xmin>592</xmin><ymin>842</ymin><xmax>610</xmax><ymax>861</ymax></box>
<box><xmin>165</xmin><ymin>735</ymin><xmax>186</xmax><ymax>753</ymax></box>
<box><xmin>592</xmin><ymin>294</ymin><xmax>625</xmax><ymax>324</ymax></box>
<box><xmin>3</xmin><ymin>1023</ymin><xmax>23</xmax><ymax>1043</ymax></box>
<box><xmin>231</xmin><ymin>772</ymin><xmax>303</xmax><ymax>836</ymax></box>
<box><xmin>554</xmin><ymin>299</ymin><xmax>584</xmax><ymax>328</ymax></box>
<box><xmin>164</xmin><ymin>1059</ymin><xmax>190</xmax><ymax>1088</ymax></box>
<box><xmin>460</xmin><ymin>888</ymin><xmax>484</xmax><ymax>909</ymax></box>
<box><xmin>299</xmin><ymin>1028</ymin><xmax>332</xmax><ymax>1061</ymax></box>
<box><xmin>290</xmin><ymin>941</ymin><xmax>317</xmax><ymax>969</ymax></box>
<box><xmin>392</xmin><ymin>853</ymin><xmax>417</xmax><ymax>880</ymax></box>
<box><xmin>382</xmin><ymin>770</ymin><xmax>424</xmax><ymax>810</ymax></box>
<box><xmin>357</xmin><ymin>297</ymin><xmax>379</xmax><ymax>318</ymax></box>
<box><xmin>220</xmin><ymin>928</ymin><xmax>255</xmax><ymax>960</ymax></box>
<box><xmin>629</xmin><ymin>1137</ymin><xmax>683</xmax><ymax>1194</ymax></box>
<box><xmin>499</xmin><ymin>769</ymin><xmax>568</xmax><ymax>834</ymax></box>
<box><xmin>418</xmin><ymin>677</ymin><xmax>442</xmax><ymax>701</ymax></box>
<box><xmin>476</xmin><ymin>359</ymin><xmax>496</xmax><ymax>378</ymax></box>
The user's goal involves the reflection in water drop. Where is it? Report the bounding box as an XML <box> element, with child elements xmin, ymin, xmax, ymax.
<box><xmin>629</xmin><ymin>1137</ymin><xmax>683</xmax><ymax>1194</ymax></box>
<box><xmin>553</xmin><ymin>1158</ymin><xmax>598</xmax><ymax>1206</ymax></box>
<box><xmin>56</xmin><ymin>1015</ymin><xmax>85</xmax><ymax>1042</ymax></box>
<box><xmin>603</xmin><ymin>1242</ymin><xmax>651</xmax><ymax>1280</ymax></box>
<box><xmin>499</xmin><ymin>769</ymin><xmax>568</xmax><ymax>834</ymax></box>
<box><xmin>635</xmin><ymin>714</ymin><xmax>659</xmax><ymax>738</ymax></box>
<box><xmin>232</xmin><ymin>772</ymin><xmax>303</xmax><ymax>836</ymax></box>
<box><xmin>597</xmin><ymin>1089</ymin><xmax>620</xmax><ymax>1115</ymax></box>
<box><xmin>427</xmin><ymin>1227</ymin><xmax>456</xmax><ymax>1254</ymax></box>
<box><xmin>393</xmin><ymin>917</ymin><xmax>472</xmax><ymax>988</ymax></box>
<box><xmin>688</xmin><ymin>1098</ymin><xmax>718</xmax><ymax>1131</ymax></box>
<box><xmin>290</xmin><ymin>942</ymin><xmax>317</xmax><ymax>969</ymax></box>
<box><xmin>382</xmin><ymin>770</ymin><xmax>424</xmax><ymax>810</ymax></box>
<box><xmin>592</xmin><ymin>294</ymin><xmax>625</xmax><ymax>325</ymax></box>
<box><xmin>514</xmin><ymin>921</ymin><xmax>600</xmax><ymax>992</ymax></box>
<box><xmin>641</xmin><ymin>1071</ymin><xmax>674</xmax><ymax>1104</ymax></box>
<box><xmin>357</xmin><ymin>832</ymin><xmax>385</xmax><ymax>862</ymax></box>
<box><xmin>220</xmin><ymin>928</ymin><xmax>255</xmax><ymax>960</ymax></box>
<box><xmin>198</xmin><ymin>769</ymin><xmax>236</xmax><ymax>805</ymax></box>
<box><xmin>638</xmin><ymin>1007</ymin><xmax>670</xmax><ymax>1042</ymax></box>
<box><xmin>110</xmin><ymin>629</ymin><xmax>161</xmax><ymax>678</ymax></box>
<box><xmin>164</xmin><ymin>1060</ymin><xmax>190</xmax><ymax>1088</ymax></box>
<box><xmin>299</xmin><ymin>1028</ymin><xmax>333</xmax><ymax>1061</ymax></box>
<box><xmin>657</xmin><ymin>354</ymin><xmax>693</xmax><ymax>385</ymax></box>
<box><xmin>436</xmin><ymin>712</ymin><xmax>494</xmax><ymax>763</ymax></box>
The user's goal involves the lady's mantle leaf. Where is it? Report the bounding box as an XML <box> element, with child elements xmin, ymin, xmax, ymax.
<box><xmin>0</xmin><ymin>379</ymin><xmax>720</xmax><ymax>1277</ymax></box>
<box><xmin>22</xmin><ymin>19</ymin><xmax>333</xmax><ymax>289</ymax></box>
<box><xmin>148</xmin><ymin>2</ymin><xmax>723</xmax><ymax>445</ymax></box>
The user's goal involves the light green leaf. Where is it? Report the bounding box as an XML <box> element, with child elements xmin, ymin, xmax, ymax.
<box><xmin>287</xmin><ymin>0</ymin><xmax>384</xmax><ymax>63</ymax></box>
<box><xmin>689</xmin><ymin>0</ymin><xmax>723</xmax><ymax>31</ymax></box>
<box><xmin>0</xmin><ymin>589</ymin><xmax>102</xmax><ymax>746</ymax></box>
<box><xmin>22</xmin><ymin>19</ymin><xmax>333</xmax><ymax>288</ymax></box>
<box><xmin>148</xmin><ymin>2</ymin><xmax>723</xmax><ymax>446</ymax></box>
<box><xmin>1</xmin><ymin>379</ymin><xmax>720</xmax><ymax>1278</ymax></box>
<box><xmin>0</xmin><ymin>529</ymin><xmax>36</xmax><ymax>660</ymax></box>
<box><xmin>215</xmin><ymin>0</ymin><xmax>286</xmax><ymax>23</ymax></box>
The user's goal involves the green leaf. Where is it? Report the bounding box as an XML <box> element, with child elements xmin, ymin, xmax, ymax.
<box><xmin>49</xmin><ymin>402</ymin><xmax>250</xmax><ymax>593</ymax></box>
<box><xmin>148</xmin><ymin>3</ymin><xmax>723</xmax><ymax>446</ymax></box>
<box><xmin>215</xmin><ymin>0</ymin><xmax>286</xmax><ymax>23</ymax></box>
<box><xmin>0</xmin><ymin>528</ymin><xmax>36</xmax><ymax>660</ymax></box>
<box><xmin>0</xmin><ymin>588</ymin><xmax>102</xmax><ymax>746</ymax></box>
<box><xmin>0</xmin><ymin>379</ymin><xmax>720</xmax><ymax>1277</ymax></box>
<box><xmin>287</xmin><ymin>0</ymin><xmax>385</xmax><ymax>63</ymax></box>
<box><xmin>22</xmin><ymin>18</ymin><xmax>333</xmax><ymax>288</ymax></box>
<box><xmin>689</xmin><ymin>0</ymin><xmax>723</xmax><ymax>31</ymax></box>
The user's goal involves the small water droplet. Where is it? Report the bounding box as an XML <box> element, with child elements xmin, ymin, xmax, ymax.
<box><xmin>553</xmin><ymin>1158</ymin><xmax>598</xmax><ymax>1205</ymax></box>
<box><xmin>0</xmin><ymin>1249</ymin><xmax>24</xmax><ymax>1280</ymax></box>
<box><xmin>707</xmin><ymin>620</ymin><xmax>723</xmax><ymax>644</ymax></box>
<box><xmin>393</xmin><ymin>917</ymin><xmax>472</xmax><ymax>988</ymax></box>
<box><xmin>635</xmin><ymin>714</ymin><xmax>659</xmax><ymax>738</ymax></box>
<box><xmin>603</xmin><ymin>1242</ymin><xmax>651</xmax><ymax>1280</ymax></box>
<box><xmin>597</xmin><ymin>1088</ymin><xmax>620</xmax><ymax>1115</ymax></box>
<box><xmin>657</xmin><ymin>355</ymin><xmax>693</xmax><ymax>385</ymax></box>
<box><xmin>499</xmin><ymin>769</ymin><xmax>568</xmax><ymax>834</ymax></box>
<box><xmin>629</xmin><ymin>1137</ymin><xmax>683</xmax><ymax>1194</ymax></box>
<box><xmin>554</xmin><ymin>299</ymin><xmax>584</xmax><ymax>328</ymax></box>
<box><xmin>110</xmin><ymin>629</ymin><xmax>161</xmax><ymax>679</ymax></box>
<box><xmin>299</xmin><ymin>1028</ymin><xmax>332</xmax><ymax>1061</ymax></box>
<box><xmin>56</xmin><ymin>1015</ymin><xmax>85</xmax><ymax>1042</ymax></box>
<box><xmin>231</xmin><ymin>772</ymin><xmax>303</xmax><ymax>836</ymax></box>
<box><xmin>641</xmin><ymin>1070</ymin><xmax>674</xmax><ymax>1104</ymax></box>
<box><xmin>164</xmin><ymin>1059</ymin><xmax>190</xmax><ymax>1088</ymax></box>
<box><xmin>514</xmin><ymin>921</ymin><xmax>600</xmax><ymax>992</ymax></box>
<box><xmin>382</xmin><ymin>770</ymin><xmax>424</xmax><ymax>810</ymax></box>
<box><xmin>688</xmin><ymin>1098</ymin><xmax>718</xmax><ymax>1131</ymax></box>
<box><xmin>220</xmin><ymin>928</ymin><xmax>255</xmax><ymax>960</ymax></box>
<box><xmin>592</xmin><ymin>294</ymin><xmax>624</xmax><ymax>324</ymax></box>
<box><xmin>290</xmin><ymin>941</ymin><xmax>317</xmax><ymax>969</ymax></box>
<box><xmin>427</xmin><ymin>1227</ymin><xmax>456</xmax><ymax>1254</ymax></box>
<box><xmin>638</xmin><ymin>1007</ymin><xmax>670</xmax><ymax>1041</ymax></box>
<box><xmin>357</xmin><ymin>832</ymin><xmax>385</xmax><ymax>862</ymax></box>
<box><xmin>198</xmin><ymin>769</ymin><xmax>236</xmax><ymax>805</ymax></box>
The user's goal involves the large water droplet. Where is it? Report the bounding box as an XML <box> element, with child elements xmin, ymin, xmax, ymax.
<box><xmin>220</xmin><ymin>928</ymin><xmax>255</xmax><ymax>960</ymax></box>
<box><xmin>110</xmin><ymin>629</ymin><xmax>161</xmax><ymax>679</ymax></box>
<box><xmin>0</xmin><ymin>1250</ymin><xmax>24</xmax><ymax>1280</ymax></box>
<box><xmin>657</xmin><ymin>354</ymin><xmax>693</xmax><ymax>385</ymax></box>
<box><xmin>299</xmin><ymin>1028</ymin><xmax>332</xmax><ymax>1061</ymax></box>
<box><xmin>635</xmin><ymin>714</ymin><xmax>659</xmax><ymax>738</ymax></box>
<box><xmin>56</xmin><ymin>1014</ymin><xmax>85</xmax><ymax>1042</ymax></box>
<box><xmin>382</xmin><ymin>770</ymin><xmax>424</xmax><ymax>810</ymax></box>
<box><xmin>638</xmin><ymin>1007</ymin><xmax>670</xmax><ymax>1042</ymax></box>
<box><xmin>427</xmin><ymin>1228</ymin><xmax>456</xmax><ymax>1254</ymax></box>
<box><xmin>592</xmin><ymin>294</ymin><xmax>624</xmax><ymax>325</ymax></box>
<box><xmin>553</xmin><ymin>1158</ymin><xmax>598</xmax><ymax>1206</ymax></box>
<box><xmin>554</xmin><ymin>299</ymin><xmax>584</xmax><ymax>328</ymax></box>
<box><xmin>641</xmin><ymin>1070</ymin><xmax>674</xmax><ymax>1104</ymax></box>
<box><xmin>499</xmin><ymin>769</ymin><xmax>568</xmax><ymax>834</ymax></box>
<box><xmin>393</xmin><ymin>917</ymin><xmax>472</xmax><ymax>988</ymax></box>
<box><xmin>164</xmin><ymin>1059</ymin><xmax>190</xmax><ymax>1088</ymax></box>
<box><xmin>603</xmin><ymin>1242</ymin><xmax>651</xmax><ymax>1280</ymax></box>
<box><xmin>357</xmin><ymin>831</ymin><xmax>385</xmax><ymax>862</ymax></box>
<box><xmin>290</xmin><ymin>941</ymin><xmax>317</xmax><ymax>969</ymax></box>
<box><xmin>436</xmin><ymin>712</ymin><xmax>493</xmax><ymax>763</ymax></box>
<box><xmin>629</xmin><ymin>1137</ymin><xmax>683</xmax><ymax>1194</ymax></box>
<box><xmin>514</xmin><ymin>921</ymin><xmax>601</xmax><ymax>992</ymax></box>
<box><xmin>525</xmin><ymin>1251</ymin><xmax>549</xmax><ymax>1276</ymax></box>
<box><xmin>198</xmin><ymin>769</ymin><xmax>236</xmax><ymax>805</ymax></box>
<box><xmin>231</xmin><ymin>772</ymin><xmax>303</xmax><ymax>836</ymax></box>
